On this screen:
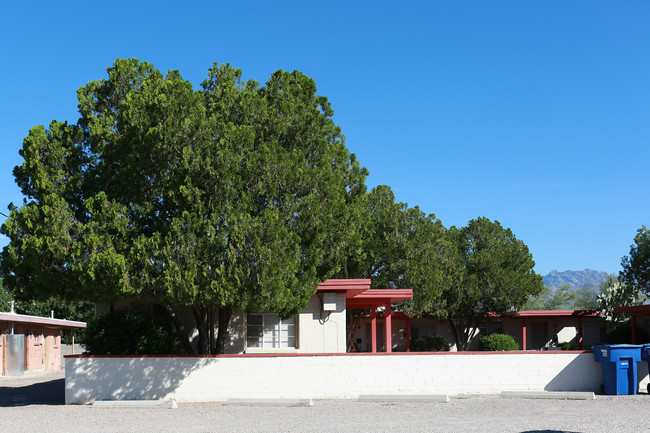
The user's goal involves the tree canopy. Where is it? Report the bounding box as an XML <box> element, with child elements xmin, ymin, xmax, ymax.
<box><xmin>0</xmin><ymin>59</ymin><xmax>367</xmax><ymax>354</ymax></box>
<box><xmin>621</xmin><ymin>226</ymin><xmax>650</xmax><ymax>295</ymax></box>
<box><xmin>408</xmin><ymin>217</ymin><xmax>543</xmax><ymax>350</ymax></box>
<box><xmin>524</xmin><ymin>284</ymin><xmax>600</xmax><ymax>311</ymax></box>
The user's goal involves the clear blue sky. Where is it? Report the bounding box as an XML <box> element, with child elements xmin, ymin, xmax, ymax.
<box><xmin>1</xmin><ymin>1</ymin><xmax>649</xmax><ymax>276</ymax></box>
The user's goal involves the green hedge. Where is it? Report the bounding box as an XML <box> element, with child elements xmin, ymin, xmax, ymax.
<box><xmin>410</xmin><ymin>336</ymin><xmax>451</xmax><ymax>352</ymax></box>
<box><xmin>84</xmin><ymin>310</ymin><xmax>183</xmax><ymax>355</ymax></box>
<box><xmin>479</xmin><ymin>333</ymin><xmax>519</xmax><ymax>351</ymax></box>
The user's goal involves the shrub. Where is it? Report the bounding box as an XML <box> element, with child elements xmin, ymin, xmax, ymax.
<box><xmin>558</xmin><ymin>341</ymin><xmax>572</xmax><ymax>350</ymax></box>
<box><xmin>479</xmin><ymin>333</ymin><xmax>519</xmax><ymax>351</ymax></box>
<box><xmin>84</xmin><ymin>310</ymin><xmax>184</xmax><ymax>355</ymax></box>
<box><xmin>410</xmin><ymin>336</ymin><xmax>451</xmax><ymax>352</ymax></box>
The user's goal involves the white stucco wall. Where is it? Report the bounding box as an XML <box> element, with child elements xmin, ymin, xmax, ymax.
<box><xmin>65</xmin><ymin>352</ymin><xmax>624</xmax><ymax>404</ymax></box>
<box><xmin>296</xmin><ymin>292</ymin><xmax>346</xmax><ymax>353</ymax></box>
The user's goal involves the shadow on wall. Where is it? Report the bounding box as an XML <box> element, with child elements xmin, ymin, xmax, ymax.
<box><xmin>0</xmin><ymin>378</ymin><xmax>64</xmax><ymax>406</ymax></box>
<box><xmin>65</xmin><ymin>356</ymin><xmax>211</xmax><ymax>403</ymax></box>
<box><xmin>544</xmin><ymin>355</ymin><xmax>602</xmax><ymax>392</ymax></box>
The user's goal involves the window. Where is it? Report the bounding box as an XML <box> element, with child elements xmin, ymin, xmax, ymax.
<box><xmin>247</xmin><ymin>313</ymin><xmax>296</xmax><ymax>349</ymax></box>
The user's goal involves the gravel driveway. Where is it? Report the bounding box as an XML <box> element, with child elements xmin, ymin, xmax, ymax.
<box><xmin>1</xmin><ymin>371</ymin><xmax>648</xmax><ymax>433</ymax></box>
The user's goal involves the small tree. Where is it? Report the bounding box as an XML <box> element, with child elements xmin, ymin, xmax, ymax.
<box><xmin>440</xmin><ymin>218</ymin><xmax>542</xmax><ymax>350</ymax></box>
<box><xmin>621</xmin><ymin>226</ymin><xmax>650</xmax><ymax>294</ymax></box>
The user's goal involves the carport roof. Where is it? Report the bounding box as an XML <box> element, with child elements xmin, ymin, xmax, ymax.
<box><xmin>317</xmin><ymin>279</ymin><xmax>413</xmax><ymax>308</ymax></box>
<box><xmin>0</xmin><ymin>312</ymin><xmax>86</xmax><ymax>329</ymax></box>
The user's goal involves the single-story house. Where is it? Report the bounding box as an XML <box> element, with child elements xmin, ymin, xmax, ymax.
<box><xmin>107</xmin><ymin>279</ymin><xmax>607</xmax><ymax>355</ymax></box>
<box><xmin>1</xmin><ymin>309</ymin><xmax>86</xmax><ymax>376</ymax></box>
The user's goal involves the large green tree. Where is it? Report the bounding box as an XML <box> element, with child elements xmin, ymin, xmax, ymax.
<box><xmin>1</xmin><ymin>59</ymin><xmax>367</xmax><ymax>354</ymax></box>
<box><xmin>410</xmin><ymin>217</ymin><xmax>543</xmax><ymax>351</ymax></box>
<box><xmin>339</xmin><ymin>186</ymin><xmax>456</xmax><ymax>349</ymax></box>
<box><xmin>340</xmin><ymin>185</ymin><xmax>452</xmax><ymax>291</ymax></box>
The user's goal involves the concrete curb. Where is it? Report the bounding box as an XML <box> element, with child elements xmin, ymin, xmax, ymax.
<box><xmin>500</xmin><ymin>391</ymin><xmax>595</xmax><ymax>400</ymax></box>
<box><xmin>92</xmin><ymin>399</ymin><xmax>178</xmax><ymax>408</ymax></box>
<box><xmin>226</xmin><ymin>398</ymin><xmax>314</xmax><ymax>406</ymax></box>
<box><xmin>359</xmin><ymin>394</ymin><xmax>450</xmax><ymax>402</ymax></box>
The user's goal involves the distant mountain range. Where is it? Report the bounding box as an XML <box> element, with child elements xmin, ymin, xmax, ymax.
<box><xmin>542</xmin><ymin>269</ymin><xmax>611</xmax><ymax>290</ymax></box>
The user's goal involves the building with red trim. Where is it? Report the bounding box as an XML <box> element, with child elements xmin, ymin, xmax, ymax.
<box><xmin>351</xmin><ymin>308</ymin><xmax>607</xmax><ymax>352</ymax></box>
<box><xmin>1</xmin><ymin>310</ymin><xmax>86</xmax><ymax>376</ymax></box>
<box><xmin>613</xmin><ymin>304</ymin><xmax>650</xmax><ymax>343</ymax></box>
<box><xmin>103</xmin><ymin>279</ymin><xmax>609</xmax><ymax>354</ymax></box>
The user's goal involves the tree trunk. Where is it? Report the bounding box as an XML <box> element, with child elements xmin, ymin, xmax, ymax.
<box><xmin>162</xmin><ymin>305</ymin><xmax>195</xmax><ymax>355</ymax></box>
<box><xmin>449</xmin><ymin>319</ymin><xmax>468</xmax><ymax>351</ymax></box>
<box><xmin>192</xmin><ymin>307</ymin><xmax>209</xmax><ymax>355</ymax></box>
<box><xmin>346</xmin><ymin>310</ymin><xmax>360</xmax><ymax>352</ymax></box>
<box><xmin>215</xmin><ymin>306</ymin><xmax>232</xmax><ymax>354</ymax></box>
<box><xmin>209</xmin><ymin>306</ymin><xmax>216</xmax><ymax>354</ymax></box>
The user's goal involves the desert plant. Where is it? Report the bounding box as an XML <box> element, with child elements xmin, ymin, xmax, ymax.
<box><xmin>479</xmin><ymin>333</ymin><xmax>519</xmax><ymax>351</ymax></box>
<box><xmin>410</xmin><ymin>336</ymin><xmax>451</xmax><ymax>352</ymax></box>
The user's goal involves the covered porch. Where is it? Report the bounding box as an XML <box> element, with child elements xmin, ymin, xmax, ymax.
<box><xmin>316</xmin><ymin>280</ymin><xmax>412</xmax><ymax>353</ymax></box>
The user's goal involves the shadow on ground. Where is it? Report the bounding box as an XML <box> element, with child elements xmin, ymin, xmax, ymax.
<box><xmin>522</xmin><ymin>431</ymin><xmax>581</xmax><ymax>433</ymax></box>
<box><xmin>0</xmin><ymin>378</ymin><xmax>64</xmax><ymax>406</ymax></box>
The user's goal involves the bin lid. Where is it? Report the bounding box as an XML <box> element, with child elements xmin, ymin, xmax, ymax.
<box><xmin>604</xmin><ymin>344</ymin><xmax>644</xmax><ymax>349</ymax></box>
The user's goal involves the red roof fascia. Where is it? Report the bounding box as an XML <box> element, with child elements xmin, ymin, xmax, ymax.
<box><xmin>613</xmin><ymin>304</ymin><xmax>650</xmax><ymax>315</ymax></box>
<box><xmin>346</xmin><ymin>289</ymin><xmax>413</xmax><ymax>308</ymax></box>
<box><xmin>516</xmin><ymin>310</ymin><xmax>600</xmax><ymax>318</ymax></box>
<box><xmin>317</xmin><ymin>279</ymin><xmax>371</xmax><ymax>298</ymax></box>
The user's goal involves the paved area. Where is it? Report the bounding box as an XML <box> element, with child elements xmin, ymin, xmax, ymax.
<box><xmin>1</xmin><ymin>371</ymin><xmax>649</xmax><ymax>432</ymax></box>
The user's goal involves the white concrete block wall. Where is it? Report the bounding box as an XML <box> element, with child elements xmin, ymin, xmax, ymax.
<box><xmin>65</xmin><ymin>352</ymin><xmax>612</xmax><ymax>404</ymax></box>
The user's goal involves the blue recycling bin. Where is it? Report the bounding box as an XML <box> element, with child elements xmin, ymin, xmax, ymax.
<box><xmin>592</xmin><ymin>344</ymin><xmax>643</xmax><ymax>395</ymax></box>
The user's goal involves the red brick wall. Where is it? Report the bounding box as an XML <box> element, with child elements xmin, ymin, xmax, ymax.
<box><xmin>1</xmin><ymin>322</ymin><xmax>63</xmax><ymax>374</ymax></box>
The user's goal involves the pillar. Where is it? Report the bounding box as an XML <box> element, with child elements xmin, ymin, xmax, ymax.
<box><xmin>405</xmin><ymin>317</ymin><xmax>411</xmax><ymax>352</ymax></box>
<box><xmin>385</xmin><ymin>304</ymin><xmax>392</xmax><ymax>353</ymax></box>
<box><xmin>577</xmin><ymin>317</ymin><xmax>583</xmax><ymax>350</ymax></box>
<box><xmin>371</xmin><ymin>308</ymin><xmax>377</xmax><ymax>353</ymax></box>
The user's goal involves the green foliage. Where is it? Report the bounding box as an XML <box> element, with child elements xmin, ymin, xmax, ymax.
<box><xmin>479</xmin><ymin>333</ymin><xmax>520</xmax><ymax>351</ymax></box>
<box><xmin>83</xmin><ymin>311</ymin><xmax>183</xmax><ymax>355</ymax></box>
<box><xmin>558</xmin><ymin>341</ymin><xmax>573</xmax><ymax>350</ymax></box>
<box><xmin>1</xmin><ymin>278</ymin><xmax>94</xmax><ymax>344</ymax></box>
<box><xmin>1</xmin><ymin>59</ymin><xmax>367</xmax><ymax>354</ymax></box>
<box><xmin>411</xmin><ymin>217</ymin><xmax>542</xmax><ymax>351</ymax></box>
<box><xmin>606</xmin><ymin>321</ymin><xmax>650</xmax><ymax>344</ymax></box>
<box><xmin>524</xmin><ymin>284</ymin><xmax>600</xmax><ymax>311</ymax></box>
<box><xmin>621</xmin><ymin>226</ymin><xmax>650</xmax><ymax>295</ymax></box>
<box><xmin>597</xmin><ymin>277</ymin><xmax>645</xmax><ymax>323</ymax></box>
<box><xmin>410</xmin><ymin>336</ymin><xmax>450</xmax><ymax>352</ymax></box>
<box><xmin>341</xmin><ymin>185</ymin><xmax>452</xmax><ymax>294</ymax></box>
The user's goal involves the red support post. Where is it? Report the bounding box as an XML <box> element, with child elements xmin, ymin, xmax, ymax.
<box><xmin>371</xmin><ymin>308</ymin><xmax>377</xmax><ymax>353</ymax></box>
<box><xmin>385</xmin><ymin>304</ymin><xmax>392</xmax><ymax>353</ymax></box>
<box><xmin>522</xmin><ymin>318</ymin><xmax>527</xmax><ymax>350</ymax></box>
<box><xmin>405</xmin><ymin>317</ymin><xmax>411</xmax><ymax>352</ymax></box>
<box><xmin>577</xmin><ymin>317</ymin><xmax>583</xmax><ymax>350</ymax></box>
